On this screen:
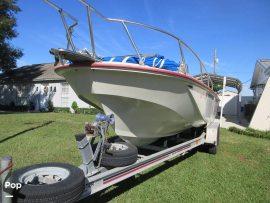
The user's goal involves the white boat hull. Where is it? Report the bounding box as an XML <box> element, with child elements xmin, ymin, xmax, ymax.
<box><xmin>56</xmin><ymin>62</ymin><xmax>219</xmax><ymax>146</ymax></box>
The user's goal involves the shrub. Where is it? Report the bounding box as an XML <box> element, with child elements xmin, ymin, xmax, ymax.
<box><xmin>244</xmin><ymin>104</ymin><xmax>257</xmax><ymax>121</ymax></box>
<box><xmin>52</xmin><ymin>106</ymin><xmax>103</xmax><ymax>115</ymax></box>
<box><xmin>53</xmin><ymin>107</ymin><xmax>70</xmax><ymax>113</ymax></box>
<box><xmin>29</xmin><ymin>101</ymin><xmax>35</xmax><ymax>110</ymax></box>
<box><xmin>76</xmin><ymin>107</ymin><xmax>103</xmax><ymax>115</ymax></box>
<box><xmin>71</xmin><ymin>101</ymin><xmax>79</xmax><ymax>113</ymax></box>
<box><xmin>9</xmin><ymin>101</ymin><xmax>15</xmax><ymax>110</ymax></box>
<box><xmin>0</xmin><ymin>104</ymin><xmax>29</xmax><ymax>111</ymax></box>
<box><xmin>16</xmin><ymin>105</ymin><xmax>29</xmax><ymax>111</ymax></box>
<box><xmin>48</xmin><ymin>100</ymin><xmax>54</xmax><ymax>112</ymax></box>
<box><xmin>229</xmin><ymin>126</ymin><xmax>270</xmax><ymax>140</ymax></box>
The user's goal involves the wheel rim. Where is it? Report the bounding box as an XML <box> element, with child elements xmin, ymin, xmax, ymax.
<box><xmin>110</xmin><ymin>143</ymin><xmax>128</xmax><ymax>151</ymax></box>
<box><xmin>19</xmin><ymin>167</ymin><xmax>70</xmax><ymax>185</ymax></box>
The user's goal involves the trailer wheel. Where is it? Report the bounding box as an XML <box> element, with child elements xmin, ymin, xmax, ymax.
<box><xmin>207</xmin><ymin>125</ymin><xmax>220</xmax><ymax>155</ymax></box>
<box><xmin>11</xmin><ymin>163</ymin><xmax>85</xmax><ymax>203</ymax></box>
<box><xmin>207</xmin><ymin>144</ymin><xmax>217</xmax><ymax>154</ymax></box>
<box><xmin>101</xmin><ymin>142</ymin><xmax>138</xmax><ymax>167</ymax></box>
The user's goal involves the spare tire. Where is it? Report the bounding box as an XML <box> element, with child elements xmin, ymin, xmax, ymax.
<box><xmin>101</xmin><ymin>142</ymin><xmax>138</xmax><ymax>167</ymax></box>
<box><xmin>11</xmin><ymin>163</ymin><xmax>85</xmax><ymax>203</ymax></box>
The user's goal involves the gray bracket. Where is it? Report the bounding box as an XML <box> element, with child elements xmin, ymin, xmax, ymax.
<box><xmin>76</xmin><ymin>119</ymin><xmax>110</xmax><ymax>176</ymax></box>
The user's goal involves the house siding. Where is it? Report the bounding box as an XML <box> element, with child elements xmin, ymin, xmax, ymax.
<box><xmin>251</xmin><ymin>60</ymin><xmax>270</xmax><ymax>100</ymax></box>
<box><xmin>0</xmin><ymin>82</ymin><xmax>90</xmax><ymax>110</ymax></box>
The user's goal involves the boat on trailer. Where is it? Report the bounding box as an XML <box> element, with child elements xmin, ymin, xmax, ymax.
<box><xmin>48</xmin><ymin>0</ymin><xmax>219</xmax><ymax>146</ymax></box>
<box><xmin>56</xmin><ymin>61</ymin><xmax>219</xmax><ymax>146</ymax></box>
<box><xmin>5</xmin><ymin>1</ymin><xmax>222</xmax><ymax>203</ymax></box>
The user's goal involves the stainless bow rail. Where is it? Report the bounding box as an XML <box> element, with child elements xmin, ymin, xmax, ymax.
<box><xmin>44</xmin><ymin>0</ymin><xmax>213</xmax><ymax>88</ymax></box>
<box><xmin>44</xmin><ymin>0</ymin><xmax>78</xmax><ymax>51</ymax></box>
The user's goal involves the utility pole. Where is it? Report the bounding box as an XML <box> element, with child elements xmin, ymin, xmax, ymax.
<box><xmin>220</xmin><ymin>76</ymin><xmax>227</xmax><ymax>127</ymax></box>
<box><xmin>214</xmin><ymin>48</ymin><xmax>217</xmax><ymax>77</ymax></box>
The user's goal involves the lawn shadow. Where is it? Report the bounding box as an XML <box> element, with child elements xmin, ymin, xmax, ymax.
<box><xmin>79</xmin><ymin>149</ymin><xmax>197</xmax><ymax>203</ymax></box>
<box><xmin>0</xmin><ymin>121</ymin><xmax>54</xmax><ymax>144</ymax></box>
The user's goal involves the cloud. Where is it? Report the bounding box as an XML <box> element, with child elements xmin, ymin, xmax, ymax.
<box><xmin>203</xmin><ymin>60</ymin><xmax>227</xmax><ymax>69</ymax></box>
<box><xmin>140</xmin><ymin>41</ymin><xmax>167</xmax><ymax>50</ymax></box>
<box><xmin>168</xmin><ymin>16</ymin><xmax>175</xmax><ymax>33</ymax></box>
<box><xmin>203</xmin><ymin>60</ymin><xmax>214</xmax><ymax>68</ymax></box>
<box><xmin>37</xmin><ymin>34</ymin><xmax>66</xmax><ymax>48</ymax></box>
<box><xmin>75</xmin><ymin>29</ymin><xmax>130</xmax><ymax>56</ymax></box>
<box><xmin>143</xmin><ymin>0</ymin><xmax>154</xmax><ymax>24</ymax></box>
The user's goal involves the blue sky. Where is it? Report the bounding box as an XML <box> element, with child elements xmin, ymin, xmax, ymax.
<box><xmin>12</xmin><ymin>0</ymin><xmax>270</xmax><ymax>95</ymax></box>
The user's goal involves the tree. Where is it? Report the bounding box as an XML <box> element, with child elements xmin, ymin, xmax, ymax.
<box><xmin>0</xmin><ymin>0</ymin><xmax>23</xmax><ymax>72</ymax></box>
<box><xmin>71</xmin><ymin>101</ymin><xmax>78</xmax><ymax>113</ymax></box>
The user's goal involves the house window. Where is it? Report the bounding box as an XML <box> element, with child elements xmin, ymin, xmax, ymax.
<box><xmin>61</xmin><ymin>83</ymin><xmax>69</xmax><ymax>107</ymax></box>
<box><xmin>61</xmin><ymin>97</ymin><xmax>69</xmax><ymax>107</ymax></box>
<box><xmin>61</xmin><ymin>83</ymin><xmax>69</xmax><ymax>94</ymax></box>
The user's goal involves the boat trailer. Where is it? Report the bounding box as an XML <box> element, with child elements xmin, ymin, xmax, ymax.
<box><xmin>79</xmin><ymin>116</ymin><xmax>219</xmax><ymax>199</ymax></box>
<box><xmin>1</xmin><ymin>114</ymin><xmax>220</xmax><ymax>203</ymax></box>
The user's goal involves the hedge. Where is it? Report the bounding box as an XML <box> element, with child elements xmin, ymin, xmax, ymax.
<box><xmin>53</xmin><ymin>107</ymin><xmax>70</xmax><ymax>113</ymax></box>
<box><xmin>0</xmin><ymin>104</ymin><xmax>30</xmax><ymax>112</ymax></box>
<box><xmin>228</xmin><ymin>126</ymin><xmax>270</xmax><ymax>140</ymax></box>
<box><xmin>53</xmin><ymin>107</ymin><xmax>103</xmax><ymax>115</ymax></box>
<box><xmin>76</xmin><ymin>108</ymin><xmax>103</xmax><ymax>115</ymax></box>
<box><xmin>0</xmin><ymin>103</ymin><xmax>103</xmax><ymax>115</ymax></box>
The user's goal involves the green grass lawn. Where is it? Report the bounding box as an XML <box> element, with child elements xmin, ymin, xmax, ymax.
<box><xmin>0</xmin><ymin>112</ymin><xmax>270</xmax><ymax>202</ymax></box>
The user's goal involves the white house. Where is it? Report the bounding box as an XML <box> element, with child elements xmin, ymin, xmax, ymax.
<box><xmin>0</xmin><ymin>63</ymin><xmax>90</xmax><ymax>111</ymax></box>
<box><xmin>250</xmin><ymin>59</ymin><xmax>270</xmax><ymax>101</ymax></box>
<box><xmin>218</xmin><ymin>90</ymin><xmax>239</xmax><ymax>116</ymax></box>
<box><xmin>249</xmin><ymin>59</ymin><xmax>270</xmax><ymax>131</ymax></box>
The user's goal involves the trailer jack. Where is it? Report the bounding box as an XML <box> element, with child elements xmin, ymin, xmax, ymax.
<box><xmin>76</xmin><ymin>114</ymin><xmax>114</xmax><ymax>176</ymax></box>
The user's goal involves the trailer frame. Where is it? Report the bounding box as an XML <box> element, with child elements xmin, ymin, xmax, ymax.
<box><xmin>77</xmin><ymin>117</ymin><xmax>220</xmax><ymax>200</ymax></box>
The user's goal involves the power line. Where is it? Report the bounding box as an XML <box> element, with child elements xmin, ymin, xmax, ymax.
<box><xmin>242</xmin><ymin>78</ymin><xmax>251</xmax><ymax>84</ymax></box>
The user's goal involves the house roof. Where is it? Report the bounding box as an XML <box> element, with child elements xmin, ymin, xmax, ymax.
<box><xmin>0</xmin><ymin>63</ymin><xmax>65</xmax><ymax>84</ymax></box>
<box><xmin>250</xmin><ymin>59</ymin><xmax>270</xmax><ymax>89</ymax></box>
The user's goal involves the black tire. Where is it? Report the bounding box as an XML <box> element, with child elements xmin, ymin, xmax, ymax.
<box><xmin>205</xmin><ymin>124</ymin><xmax>220</xmax><ymax>155</ymax></box>
<box><xmin>11</xmin><ymin>163</ymin><xmax>85</xmax><ymax>203</ymax></box>
<box><xmin>101</xmin><ymin>142</ymin><xmax>138</xmax><ymax>167</ymax></box>
<box><xmin>207</xmin><ymin>144</ymin><xmax>217</xmax><ymax>154</ymax></box>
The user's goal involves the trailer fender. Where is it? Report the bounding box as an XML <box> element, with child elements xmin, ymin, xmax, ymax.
<box><xmin>205</xmin><ymin>119</ymin><xmax>220</xmax><ymax>146</ymax></box>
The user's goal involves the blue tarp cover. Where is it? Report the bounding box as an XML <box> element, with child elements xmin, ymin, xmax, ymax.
<box><xmin>102</xmin><ymin>54</ymin><xmax>179</xmax><ymax>71</ymax></box>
